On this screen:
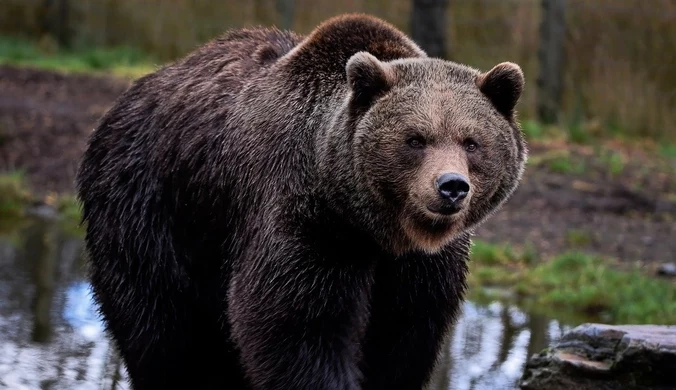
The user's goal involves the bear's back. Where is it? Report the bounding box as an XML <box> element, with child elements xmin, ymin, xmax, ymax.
<box><xmin>77</xmin><ymin>26</ymin><xmax>302</xmax><ymax>197</ymax></box>
<box><xmin>76</xmin><ymin>27</ymin><xmax>303</xmax><ymax>260</ymax></box>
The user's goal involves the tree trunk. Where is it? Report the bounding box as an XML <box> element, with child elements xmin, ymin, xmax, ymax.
<box><xmin>410</xmin><ymin>0</ymin><xmax>450</xmax><ymax>59</ymax></box>
<box><xmin>56</xmin><ymin>0</ymin><xmax>70</xmax><ymax>48</ymax></box>
<box><xmin>276</xmin><ymin>0</ymin><xmax>295</xmax><ymax>30</ymax></box>
<box><xmin>39</xmin><ymin>0</ymin><xmax>71</xmax><ymax>48</ymax></box>
<box><xmin>537</xmin><ymin>0</ymin><xmax>567</xmax><ymax>124</ymax></box>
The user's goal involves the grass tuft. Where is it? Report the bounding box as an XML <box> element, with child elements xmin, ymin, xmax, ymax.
<box><xmin>468</xmin><ymin>240</ymin><xmax>676</xmax><ymax>325</ymax></box>
<box><xmin>53</xmin><ymin>194</ymin><xmax>84</xmax><ymax>237</ymax></box>
<box><xmin>0</xmin><ymin>171</ymin><xmax>30</xmax><ymax>219</ymax></box>
<box><xmin>565</xmin><ymin>229</ymin><xmax>592</xmax><ymax>248</ymax></box>
<box><xmin>0</xmin><ymin>172</ymin><xmax>84</xmax><ymax>236</ymax></box>
<box><xmin>660</xmin><ymin>143</ymin><xmax>676</xmax><ymax>159</ymax></box>
<box><xmin>547</xmin><ymin>154</ymin><xmax>586</xmax><ymax>174</ymax></box>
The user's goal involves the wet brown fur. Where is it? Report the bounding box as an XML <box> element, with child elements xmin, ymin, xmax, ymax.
<box><xmin>76</xmin><ymin>13</ymin><xmax>527</xmax><ymax>390</ymax></box>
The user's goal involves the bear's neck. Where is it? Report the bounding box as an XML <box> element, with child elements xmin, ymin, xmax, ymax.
<box><xmin>236</xmin><ymin>63</ymin><xmax>407</xmax><ymax>254</ymax></box>
<box><xmin>310</xmin><ymin>98</ymin><xmax>405</xmax><ymax>254</ymax></box>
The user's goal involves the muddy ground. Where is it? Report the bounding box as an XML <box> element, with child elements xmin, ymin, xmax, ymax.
<box><xmin>1</xmin><ymin>64</ymin><xmax>674</xmax><ymax>268</ymax></box>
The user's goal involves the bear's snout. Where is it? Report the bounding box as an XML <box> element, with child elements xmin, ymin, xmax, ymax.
<box><xmin>429</xmin><ymin>173</ymin><xmax>471</xmax><ymax>215</ymax></box>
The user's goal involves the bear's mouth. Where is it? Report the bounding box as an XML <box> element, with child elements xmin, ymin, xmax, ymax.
<box><xmin>399</xmin><ymin>204</ymin><xmax>466</xmax><ymax>253</ymax></box>
<box><xmin>426</xmin><ymin>203</ymin><xmax>463</xmax><ymax>216</ymax></box>
<box><xmin>410</xmin><ymin>210</ymin><xmax>454</xmax><ymax>234</ymax></box>
<box><xmin>413</xmin><ymin>203</ymin><xmax>464</xmax><ymax>227</ymax></box>
<box><xmin>403</xmin><ymin>194</ymin><xmax>468</xmax><ymax>238</ymax></box>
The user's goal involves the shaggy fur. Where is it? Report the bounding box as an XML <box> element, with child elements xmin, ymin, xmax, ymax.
<box><xmin>76</xmin><ymin>13</ymin><xmax>527</xmax><ymax>390</ymax></box>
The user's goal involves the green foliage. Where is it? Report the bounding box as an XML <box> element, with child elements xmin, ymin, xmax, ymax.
<box><xmin>566</xmin><ymin>121</ymin><xmax>591</xmax><ymax>144</ymax></box>
<box><xmin>565</xmin><ymin>229</ymin><xmax>592</xmax><ymax>248</ymax></box>
<box><xmin>597</xmin><ymin>148</ymin><xmax>626</xmax><ymax>178</ymax></box>
<box><xmin>468</xmin><ymin>241</ymin><xmax>676</xmax><ymax>325</ymax></box>
<box><xmin>521</xmin><ymin>119</ymin><xmax>544</xmax><ymax>140</ymax></box>
<box><xmin>605</xmin><ymin>152</ymin><xmax>625</xmax><ymax>177</ymax></box>
<box><xmin>547</xmin><ymin>154</ymin><xmax>586</xmax><ymax>174</ymax></box>
<box><xmin>0</xmin><ymin>172</ymin><xmax>84</xmax><ymax>237</ymax></box>
<box><xmin>521</xmin><ymin>243</ymin><xmax>538</xmax><ymax>266</ymax></box>
<box><xmin>660</xmin><ymin>143</ymin><xmax>676</xmax><ymax>159</ymax></box>
<box><xmin>53</xmin><ymin>194</ymin><xmax>84</xmax><ymax>237</ymax></box>
<box><xmin>0</xmin><ymin>171</ymin><xmax>30</xmax><ymax>220</ymax></box>
<box><xmin>470</xmin><ymin>240</ymin><xmax>518</xmax><ymax>266</ymax></box>
<box><xmin>0</xmin><ymin>35</ymin><xmax>155</xmax><ymax>78</ymax></box>
<box><xmin>529</xmin><ymin>253</ymin><xmax>676</xmax><ymax>324</ymax></box>
<box><xmin>469</xmin><ymin>240</ymin><xmax>532</xmax><ymax>288</ymax></box>
<box><xmin>55</xmin><ymin>195</ymin><xmax>80</xmax><ymax>221</ymax></box>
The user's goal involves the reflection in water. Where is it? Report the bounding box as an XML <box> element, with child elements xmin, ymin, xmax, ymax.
<box><xmin>427</xmin><ymin>302</ymin><xmax>570</xmax><ymax>390</ymax></box>
<box><xmin>0</xmin><ymin>218</ymin><xmax>569</xmax><ymax>389</ymax></box>
<box><xmin>25</xmin><ymin>217</ymin><xmax>58</xmax><ymax>344</ymax></box>
<box><xmin>0</xmin><ymin>216</ymin><xmax>129</xmax><ymax>390</ymax></box>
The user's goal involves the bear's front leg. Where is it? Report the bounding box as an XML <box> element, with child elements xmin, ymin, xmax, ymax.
<box><xmin>359</xmin><ymin>235</ymin><xmax>471</xmax><ymax>390</ymax></box>
<box><xmin>228</xmin><ymin>236</ymin><xmax>374</xmax><ymax>390</ymax></box>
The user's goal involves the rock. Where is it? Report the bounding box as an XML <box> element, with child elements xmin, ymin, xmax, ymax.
<box><xmin>657</xmin><ymin>263</ymin><xmax>676</xmax><ymax>278</ymax></box>
<box><xmin>519</xmin><ymin>323</ymin><xmax>676</xmax><ymax>390</ymax></box>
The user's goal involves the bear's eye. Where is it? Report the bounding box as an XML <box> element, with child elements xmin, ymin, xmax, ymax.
<box><xmin>407</xmin><ymin>135</ymin><xmax>426</xmax><ymax>149</ymax></box>
<box><xmin>463</xmin><ymin>138</ymin><xmax>479</xmax><ymax>153</ymax></box>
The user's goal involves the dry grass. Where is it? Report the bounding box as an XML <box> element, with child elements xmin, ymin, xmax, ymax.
<box><xmin>1</xmin><ymin>0</ymin><xmax>675</xmax><ymax>141</ymax></box>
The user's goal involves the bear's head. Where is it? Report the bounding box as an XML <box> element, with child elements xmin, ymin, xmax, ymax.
<box><xmin>325</xmin><ymin>52</ymin><xmax>527</xmax><ymax>255</ymax></box>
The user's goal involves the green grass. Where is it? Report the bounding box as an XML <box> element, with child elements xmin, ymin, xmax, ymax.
<box><xmin>0</xmin><ymin>171</ymin><xmax>30</xmax><ymax>219</ymax></box>
<box><xmin>565</xmin><ymin>229</ymin><xmax>592</xmax><ymax>248</ymax></box>
<box><xmin>0</xmin><ymin>171</ymin><xmax>32</xmax><ymax>235</ymax></box>
<box><xmin>602</xmin><ymin>151</ymin><xmax>625</xmax><ymax>177</ymax></box>
<box><xmin>519</xmin><ymin>118</ymin><xmax>597</xmax><ymax>144</ymax></box>
<box><xmin>468</xmin><ymin>240</ymin><xmax>676</xmax><ymax>325</ymax></box>
<box><xmin>529</xmin><ymin>253</ymin><xmax>676</xmax><ymax>324</ymax></box>
<box><xmin>660</xmin><ymin>143</ymin><xmax>676</xmax><ymax>159</ymax></box>
<box><xmin>469</xmin><ymin>240</ymin><xmax>519</xmax><ymax>266</ymax></box>
<box><xmin>0</xmin><ymin>171</ymin><xmax>83</xmax><ymax>236</ymax></box>
<box><xmin>566</xmin><ymin>121</ymin><xmax>591</xmax><ymax>144</ymax></box>
<box><xmin>521</xmin><ymin>119</ymin><xmax>545</xmax><ymax>140</ymax></box>
<box><xmin>53</xmin><ymin>194</ymin><xmax>84</xmax><ymax>237</ymax></box>
<box><xmin>519</xmin><ymin>118</ymin><xmax>676</xmax><ymax>157</ymax></box>
<box><xmin>519</xmin><ymin>119</ymin><xmax>571</xmax><ymax>142</ymax></box>
<box><xmin>547</xmin><ymin>154</ymin><xmax>586</xmax><ymax>174</ymax></box>
<box><xmin>594</xmin><ymin>147</ymin><xmax>626</xmax><ymax>178</ymax></box>
<box><xmin>527</xmin><ymin>146</ymin><xmax>631</xmax><ymax>177</ymax></box>
<box><xmin>0</xmin><ymin>35</ymin><xmax>156</xmax><ymax>78</ymax></box>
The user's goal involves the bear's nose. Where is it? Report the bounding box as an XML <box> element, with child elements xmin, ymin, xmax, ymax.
<box><xmin>436</xmin><ymin>173</ymin><xmax>470</xmax><ymax>203</ymax></box>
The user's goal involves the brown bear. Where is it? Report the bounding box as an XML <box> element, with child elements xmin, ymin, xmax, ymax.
<box><xmin>76</xmin><ymin>13</ymin><xmax>527</xmax><ymax>390</ymax></box>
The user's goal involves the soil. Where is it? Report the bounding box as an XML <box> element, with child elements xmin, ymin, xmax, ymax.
<box><xmin>1</xmin><ymin>64</ymin><xmax>675</xmax><ymax>268</ymax></box>
<box><xmin>0</xmin><ymin>65</ymin><xmax>131</xmax><ymax>193</ymax></box>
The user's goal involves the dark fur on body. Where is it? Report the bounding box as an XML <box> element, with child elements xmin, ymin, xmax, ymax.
<box><xmin>76</xmin><ymin>14</ymin><xmax>526</xmax><ymax>390</ymax></box>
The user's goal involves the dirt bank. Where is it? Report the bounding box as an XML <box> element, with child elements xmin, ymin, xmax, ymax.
<box><xmin>0</xmin><ymin>65</ymin><xmax>130</xmax><ymax>193</ymax></box>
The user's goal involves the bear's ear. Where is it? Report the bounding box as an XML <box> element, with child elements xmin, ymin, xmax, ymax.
<box><xmin>477</xmin><ymin>62</ymin><xmax>524</xmax><ymax>118</ymax></box>
<box><xmin>346</xmin><ymin>51</ymin><xmax>394</xmax><ymax>107</ymax></box>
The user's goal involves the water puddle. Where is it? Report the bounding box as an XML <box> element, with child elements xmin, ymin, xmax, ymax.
<box><xmin>0</xmin><ymin>216</ymin><xmax>570</xmax><ymax>390</ymax></box>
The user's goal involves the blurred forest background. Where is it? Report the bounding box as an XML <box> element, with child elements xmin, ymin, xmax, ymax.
<box><xmin>0</xmin><ymin>2</ymin><xmax>675</xmax><ymax>388</ymax></box>
<box><xmin>2</xmin><ymin>0</ymin><xmax>676</xmax><ymax>142</ymax></box>
<box><xmin>0</xmin><ymin>0</ymin><xmax>675</xmax><ymax>328</ymax></box>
